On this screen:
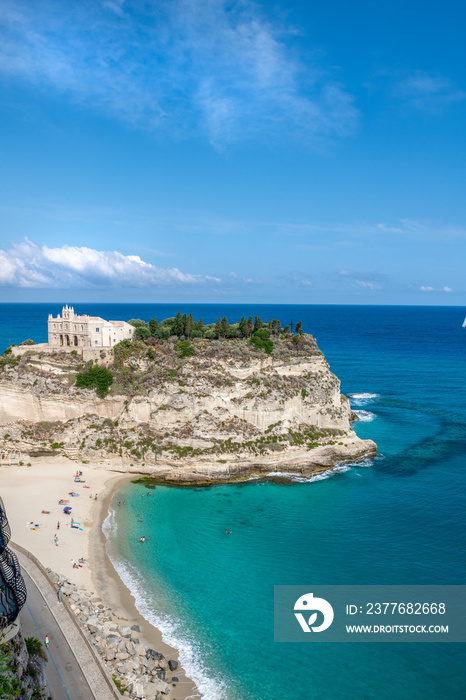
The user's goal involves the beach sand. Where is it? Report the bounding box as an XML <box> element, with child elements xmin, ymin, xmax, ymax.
<box><xmin>0</xmin><ymin>459</ymin><xmax>199</xmax><ymax>699</ymax></box>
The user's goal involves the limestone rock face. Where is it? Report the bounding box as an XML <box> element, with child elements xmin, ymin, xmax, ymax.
<box><xmin>0</xmin><ymin>334</ymin><xmax>376</xmax><ymax>481</ymax></box>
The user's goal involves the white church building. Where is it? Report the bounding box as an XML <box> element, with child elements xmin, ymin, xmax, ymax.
<box><xmin>48</xmin><ymin>305</ymin><xmax>134</xmax><ymax>348</ymax></box>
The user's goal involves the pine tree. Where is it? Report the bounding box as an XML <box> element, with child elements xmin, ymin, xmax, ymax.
<box><xmin>185</xmin><ymin>314</ymin><xmax>194</xmax><ymax>338</ymax></box>
<box><xmin>247</xmin><ymin>316</ymin><xmax>254</xmax><ymax>337</ymax></box>
<box><xmin>253</xmin><ymin>316</ymin><xmax>263</xmax><ymax>333</ymax></box>
<box><xmin>295</xmin><ymin>321</ymin><xmax>303</xmax><ymax>335</ymax></box>
<box><xmin>215</xmin><ymin>318</ymin><xmax>222</xmax><ymax>338</ymax></box>
<box><xmin>149</xmin><ymin>317</ymin><xmax>158</xmax><ymax>335</ymax></box>
<box><xmin>172</xmin><ymin>310</ymin><xmax>183</xmax><ymax>336</ymax></box>
<box><xmin>221</xmin><ymin>316</ymin><xmax>229</xmax><ymax>338</ymax></box>
<box><xmin>239</xmin><ymin>316</ymin><xmax>248</xmax><ymax>337</ymax></box>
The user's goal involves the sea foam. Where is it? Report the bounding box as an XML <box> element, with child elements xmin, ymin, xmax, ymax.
<box><xmin>352</xmin><ymin>409</ymin><xmax>376</xmax><ymax>422</ymax></box>
<box><xmin>102</xmin><ymin>508</ymin><xmax>228</xmax><ymax>700</ymax></box>
<box><xmin>266</xmin><ymin>464</ymin><xmax>351</xmax><ymax>483</ymax></box>
<box><xmin>348</xmin><ymin>392</ymin><xmax>380</xmax><ymax>406</ymax></box>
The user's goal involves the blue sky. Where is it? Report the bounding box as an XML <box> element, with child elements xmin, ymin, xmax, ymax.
<box><xmin>0</xmin><ymin>0</ymin><xmax>464</xmax><ymax>304</ymax></box>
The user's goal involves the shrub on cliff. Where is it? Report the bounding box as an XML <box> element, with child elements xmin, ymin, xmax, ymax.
<box><xmin>0</xmin><ymin>649</ymin><xmax>21</xmax><ymax>698</ymax></box>
<box><xmin>177</xmin><ymin>340</ymin><xmax>196</xmax><ymax>358</ymax></box>
<box><xmin>25</xmin><ymin>637</ymin><xmax>47</xmax><ymax>660</ymax></box>
<box><xmin>250</xmin><ymin>329</ymin><xmax>273</xmax><ymax>354</ymax></box>
<box><xmin>76</xmin><ymin>365</ymin><xmax>113</xmax><ymax>397</ymax></box>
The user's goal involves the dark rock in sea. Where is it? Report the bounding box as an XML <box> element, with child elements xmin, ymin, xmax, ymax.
<box><xmin>168</xmin><ymin>659</ymin><xmax>179</xmax><ymax>671</ymax></box>
<box><xmin>172</xmin><ymin>676</ymin><xmax>179</xmax><ymax>683</ymax></box>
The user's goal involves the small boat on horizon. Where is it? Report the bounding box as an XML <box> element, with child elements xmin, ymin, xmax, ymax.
<box><xmin>463</xmin><ymin>317</ymin><xmax>466</xmax><ymax>328</ymax></box>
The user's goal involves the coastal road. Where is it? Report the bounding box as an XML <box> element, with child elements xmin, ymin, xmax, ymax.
<box><xmin>13</xmin><ymin>545</ymin><xmax>118</xmax><ymax>700</ymax></box>
<box><xmin>21</xmin><ymin>568</ymin><xmax>95</xmax><ymax>700</ymax></box>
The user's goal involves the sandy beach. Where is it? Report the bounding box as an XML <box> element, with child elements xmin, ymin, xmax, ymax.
<box><xmin>0</xmin><ymin>459</ymin><xmax>198</xmax><ymax>699</ymax></box>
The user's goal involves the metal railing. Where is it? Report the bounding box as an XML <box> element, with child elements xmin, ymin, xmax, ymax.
<box><xmin>0</xmin><ymin>496</ymin><xmax>27</xmax><ymax>627</ymax></box>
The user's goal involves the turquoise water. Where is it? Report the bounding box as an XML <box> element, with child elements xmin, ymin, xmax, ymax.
<box><xmin>102</xmin><ymin>306</ymin><xmax>466</xmax><ymax>699</ymax></box>
<box><xmin>2</xmin><ymin>304</ymin><xmax>465</xmax><ymax>698</ymax></box>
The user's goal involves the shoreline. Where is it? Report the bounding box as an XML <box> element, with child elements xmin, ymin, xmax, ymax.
<box><xmin>0</xmin><ymin>461</ymin><xmax>199</xmax><ymax>700</ymax></box>
<box><xmin>90</xmin><ymin>472</ymin><xmax>199</xmax><ymax>700</ymax></box>
<box><xmin>1</xmin><ymin>448</ymin><xmax>377</xmax><ymax>700</ymax></box>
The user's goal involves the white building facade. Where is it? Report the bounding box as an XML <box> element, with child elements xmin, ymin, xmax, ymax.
<box><xmin>48</xmin><ymin>305</ymin><xmax>134</xmax><ymax>348</ymax></box>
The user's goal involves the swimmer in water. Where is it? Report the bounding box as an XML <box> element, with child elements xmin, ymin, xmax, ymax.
<box><xmin>225</xmin><ymin>529</ymin><xmax>232</xmax><ymax>535</ymax></box>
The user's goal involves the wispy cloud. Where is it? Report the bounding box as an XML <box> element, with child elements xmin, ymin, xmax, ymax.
<box><xmin>0</xmin><ymin>0</ymin><xmax>357</xmax><ymax>146</ymax></box>
<box><xmin>420</xmin><ymin>285</ymin><xmax>453</xmax><ymax>293</ymax></box>
<box><xmin>394</xmin><ymin>71</ymin><xmax>466</xmax><ymax>112</ymax></box>
<box><xmin>336</xmin><ymin>269</ymin><xmax>384</xmax><ymax>291</ymax></box>
<box><xmin>0</xmin><ymin>239</ymin><xmax>219</xmax><ymax>288</ymax></box>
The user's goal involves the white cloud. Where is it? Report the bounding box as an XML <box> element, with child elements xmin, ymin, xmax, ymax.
<box><xmin>443</xmin><ymin>286</ymin><xmax>453</xmax><ymax>292</ymax></box>
<box><xmin>394</xmin><ymin>71</ymin><xmax>466</xmax><ymax>111</ymax></box>
<box><xmin>0</xmin><ymin>0</ymin><xmax>358</xmax><ymax>146</ymax></box>
<box><xmin>353</xmin><ymin>279</ymin><xmax>381</xmax><ymax>290</ymax></box>
<box><xmin>0</xmin><ymin>239</ymin><xmax>219</xmax><ymax>288</ymax></box>
<box><xmin>420</xmin><ymin>286</ymin><xmax>434</xmax><ymax>292</ymax></box>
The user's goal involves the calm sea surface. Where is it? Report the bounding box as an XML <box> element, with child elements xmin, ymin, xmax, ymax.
<box><xmin>2</xmin><ymin>304</ymin><xmax>466</xmax><ymax>699</ymax></box>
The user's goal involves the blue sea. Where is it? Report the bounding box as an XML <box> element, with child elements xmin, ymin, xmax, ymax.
<box><xmin>2</xmin><ymin>304</ymin><xmax>466</xmax><ymax>699</ymax></box>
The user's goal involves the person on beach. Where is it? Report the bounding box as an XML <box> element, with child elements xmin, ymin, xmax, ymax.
<box><xmin>57</xmin><ymin>521</ymin><xmax>60</xmax><ymax>530</ymax></box>
<box><xmin>44</xmin><ymin>636</ymin><xmax>50</xmax><ymax>649</ymax></box>
<box><xmin>94</xmin><ymin>494</ymin><xmax>97</xmax><ymax>501</ymax></box>
<box><xmin>54</xmin><ymin>535</ymin><xmax>58</xmax><ymax>546</ymax></box>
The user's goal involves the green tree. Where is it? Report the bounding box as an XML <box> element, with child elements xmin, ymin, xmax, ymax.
<box><xmin>221</xmin><ymin>316</ymin><xmax>230</xmax><ymax>338</ymax></box>
<box><xmin>215</xmin><ymin>318</ymin><xmax>222</xmax><ymax>339</ymax></box>
<box><xmin>128</xmin><ymin>319</ymin><xmax>147</xmax><ymax>327</ymax></box>
<box><xmin>239</xmin><ymin>316</ymin><xmax>248</xmax><ymax>338</ymax></box>
<box><xmin>247</xmin><ymin>316</ymin><xmax>254</xmax><ymax>337</ymax></box>
<box><xmin>172</xmin><ymin>310</ymin><xmax>183</xmax><ymax>336</ymax></box>
<box><xmin>194</xmin><ymin>318</ymin><xmax>204</xmax><ymax>334</ymax></box>
<box><xmin>148</xmin><ymin>317</ymin><xmax>158</xmax><ymax>335</ymax></box>
<box><xmin>185</xmin><ymin>314</ymin><xmax>194</xmax><ymax>338</ymax></box>
<box><xmin>134</xmin><ymin>326</ymin><xmax>151</xmax><ymax>340</ymax></box>
<box><xmin>295</xmin><ymin>321</ymin><xmax>303</xmax><ymax>335</ymax></box>
<box><xmin>253</xmin><ymin>316</ymin><xmax>263</xmax><ymax>333</ymax></box>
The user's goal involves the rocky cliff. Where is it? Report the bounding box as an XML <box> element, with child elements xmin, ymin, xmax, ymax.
<box><xmin>0</xmin><ymin>334</ymin><xmax>376</xmax><ymax>483</ymax></box>
<box><xmin>1</xmin><ymin>627</ymin><xmax>49</xmax><ymax>700</ymax></box>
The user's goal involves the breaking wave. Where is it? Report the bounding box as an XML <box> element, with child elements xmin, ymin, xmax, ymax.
<box><xmin>352</xmin><ymin>409</ymin><xmax>376</xmax><ymax>422</ymax></box>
